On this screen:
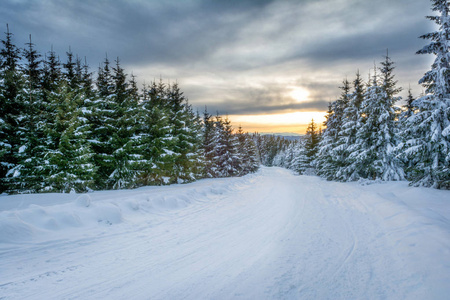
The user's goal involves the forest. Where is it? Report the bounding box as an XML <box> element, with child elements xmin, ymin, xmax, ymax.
<box><xmin>251</xmin><ymin>1</ymin><xmax>450</xmax><ymax>190</ymax></box>
<box><xmin>1</xmin><ymin>0</ymin><xmax>450</xmax><ymax>193</ymax></box>
<box><xmin>0</xmin><ymin>26</ymin><xmax>260</xmax><ymax>194</ymax></box>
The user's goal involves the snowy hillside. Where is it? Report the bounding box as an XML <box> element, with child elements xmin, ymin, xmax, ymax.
<box><xmin>1</xmin><ymin>167</ymin><xmax>450</xmax><ymax>299</ymax></box>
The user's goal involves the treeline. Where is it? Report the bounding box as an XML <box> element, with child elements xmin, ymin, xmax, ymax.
<box><xmin>264</xmin><ymin>1</ymin><xmax>450</xmax><ymax>189</ymax></box>
<box><xmin>0</xmin><ymin>26</ymin><xmax>259</xmax><ymax>194</ymax></box>
<box><xmin>270</xmin><ymin>50</ymin><xmax>448</xmax><ymax>189</ymax></box>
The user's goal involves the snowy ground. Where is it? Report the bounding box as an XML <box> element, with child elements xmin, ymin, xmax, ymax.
<box><xmin>1</xmin><ymin>167</ymin><xmax>450</xmax><ymax>300</ymax></box>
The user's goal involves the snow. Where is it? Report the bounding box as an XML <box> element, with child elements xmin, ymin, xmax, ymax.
<box><xmin>1</xmin><ymin>167</ymin><xmax>450</xmax><ymax>299</ymax></box>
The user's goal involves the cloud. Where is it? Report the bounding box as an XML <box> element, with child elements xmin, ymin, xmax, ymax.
<box><xmin>0</xmin><ymin>0</ymin><xmax>436</xmax><ymax>117</ymax></box>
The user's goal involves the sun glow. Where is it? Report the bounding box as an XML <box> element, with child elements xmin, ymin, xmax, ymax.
<box><xmin>229</xmin><ymin>111</ymin><xmax>326</xmax><ymax>134</ymax></box>
<box><xmin>289</xmin><ymin>87</ymin><xmax>310</xmax><ymax>103</ymax></box>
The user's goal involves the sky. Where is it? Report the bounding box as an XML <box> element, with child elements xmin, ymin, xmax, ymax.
<box><xmin>1</xmin><ymin>0</ymin><xmax>435</xmax><ymax>133</ymax></box>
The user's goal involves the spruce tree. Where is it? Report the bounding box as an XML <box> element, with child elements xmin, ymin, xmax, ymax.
<box><xmin>304</xmin><ymin>119</ymin><xmax>320</xmax><ymax>173</ymax></box>
<box><xmin>0</xmin><ymin>25</ymin><xmax>25</xmax><ymax>193</ymax></box>
<box><xmin>43</xmin><ymin>82</ymin><xmax>95</xmax><ymax>192</ymax></box>
<box><xmin>108</xmin><ymin>58</ymin><xmax>138</xmax><ymax>189</ymax></box>
<box><xmin>316</xmin><ymin>79</ymin><xmax>351</xmax><ymax>180</ymax></box>
<box><xmin>337</xmin><ymin>71</ymin><xmax>365</xmax><ymax>181</ymax></box>
<box><xmin>212</xmin><ymin>115</ymin><xmax>241</xmax><ymax>177</ymax></box>
<box><xmin>202</xmin><ymin>108</ymin><xmax>216</xmax><ymax>178</ymax></box>
<box><xmin>91</xmin><ymin>56</ymin><xmax>116</xmax><ymax>188</ymax></box>
<box><xmin>236</xmin><ymin>126</ymin><xmax>259</xmax><ymax>175</ymax></box>
<box><xmin>290</xmin><ymin>140</ymin><xmax>309</xmax><ymax>175</ymax></box>
<box><xmin>401</xmin><ymin>87</ymin><xmax>416</xmax><ymax>121</ymax></box>
<box><xmin>401</xmin><ymin>0</ymin><xmax>450</xmax><ymax>188</ymax></box>
<box><xmin>353</xmin><ymin>60</ymin><xmax>404</xmax><ymax>181</ymax></box>
<box><xmin>9</xmin><ymin>35</ymin><xmax>44</xmax><ymax>192</ymax></box>
<box><xmin>131</xmin><ymin>81</ymin><xmax>173</xmax><ymax>185</ymax></box>
<box><xmin>165</xmin><ymin>83</ymin><xmax>202</xmax><ymax>183</ymax></box>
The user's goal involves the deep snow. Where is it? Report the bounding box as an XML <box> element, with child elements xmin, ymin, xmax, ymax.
<box><xmin>1</xmin><ymin>167</ymin><xmax>450</xmax><ymax>299</ymax></box>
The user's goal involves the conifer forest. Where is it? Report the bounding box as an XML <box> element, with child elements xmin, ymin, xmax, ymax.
<box><xmin>1</xmin><ymin>0</ymin><xmax>450</xmax><ymax>194</ymax></box>
<box><xmin>0</xmin><ymin>26</ymin><xmax>260</xmax><ymax>194</ymax></box>
<box><xmin>1</xmin><ymin>1</ymin><xmax>450</xmax><ymax>299</ymax></box>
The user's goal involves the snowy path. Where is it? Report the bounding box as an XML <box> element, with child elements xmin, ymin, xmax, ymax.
<box><xmin>1</xmin><ymin>167</ymin><xmax>450</xmax><ymax>299</ymax></box>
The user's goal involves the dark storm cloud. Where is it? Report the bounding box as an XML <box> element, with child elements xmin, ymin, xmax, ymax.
<box><xmin>0</xmin><ymin>0</ymin><xmax>436</xmax><ymax>115</ymax></box>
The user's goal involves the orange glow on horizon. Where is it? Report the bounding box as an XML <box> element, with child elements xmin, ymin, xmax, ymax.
<box><xmin>229</xmin><ymin>111</ymin><xmax>327</xmax><ymax>134</ymax></box>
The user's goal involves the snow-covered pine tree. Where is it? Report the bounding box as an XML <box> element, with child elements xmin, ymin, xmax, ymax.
<box><xmin>107</xmin><ymin>58</ymin><xmax>139</xmax><ymax>189</ymax></box>
<box><xmin>212</xmin><ymin>115</ymin><xmax>241</xmax><ymax>177</ymax></box>
<box><xmin>165</xmin><ymin>82</ymin><xmax>202</xmax><ymax>183</ymax></box>
<box><xmin>315</xmin><ymin>102</ymin><xmax>335</xmax><ymax>178</ymax></box>
<box><xmin>303</xmin><ymin>119</ymin><xmax>320</xmax><ymax>174</ymax></box>
<box><xmin>244</xmin><ymin>132</ymin><xmax>260</xmax><ymax>173</ymax></box>
<box><xmin>290</xmin><ymin>140</ymin><xmax>309</xmax><ymax>175</ymax></box>
<box><xmin>278</xmin><ymin>142</ymin><xmax>294</xmax><ymax>169</ymax></box>
<box><xmin>336</xmin><ymin>71</ymin><xmax>365</xmax><ymax>181</ymax></box>
<box><xmin>352</xmin><ymin>57</ymin><xmax>404</xmax><ymax>181</ymax></box>
<box><xmin>64</xmin><ymin>48</ymin><xmax>77</xmax><ymax>89</ymax></box>
<box><xmin>401</xmin><ymin>0</ymin><xmax>450</xmax><ymax>188</ymax></box>
<box><xmin>7</xmin><ymin>35</ymin><xmax>44</xmax><ymax>192</ymax></box>
<box><xmin>402</xmin><ymin>87</ymin><xmax>416</xmax><ymax>120</ymax></box>
<box><xmin>398</xmin><ymin>87</ymin><xmax>416</xmax><ymax>173</ymax></box>
<box><xmin>184</xmin><ymin>107</ymin><xmax>204</xmax><ymax>180</ymax></box>
<box><xmin>236</xmin><ymin>126</ymin><xmax>259</xmax><ymax>175</ymax></box>
<box><xmin>131</xmin><ymin>81</ymin><xmax>173</xmax><ymax>185</ymax></box>
<box><xmin>272</xmin><ymin>148</ymin><xmax>286</xmax><ymax>168</ymax></box>
<box><xmin>316</xmin><ymin>78</ymin><xmax>351</xmax><ymax>180</ymax></box>
<box><xmin>90</xmin><ymin>56</ymin><xmax>117</xmax><ymax>189</ymax></box>
<box><xmin>42</xmin><ymin>82</ymin><xmax>96</xmax><ymax>192</ymax></box>
<box><xmin>0</xmin><ymin>25</ymin><xmax>26</xmax><ymax>193</ymax></box>
<box><xmin>202</xmin><ymin>108</ymin><xmax>216</xmax><ymax>178</ymax></box>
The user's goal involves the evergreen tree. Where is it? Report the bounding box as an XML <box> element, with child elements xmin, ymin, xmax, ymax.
<box><xmin>8</xmin><ymin>35</ymin><xmax>44</xmax><ymax>192</ymax></box>
<box><xmin>290</xmin><ymin>140</ymin><xmax>309</xmax><ymax>175</ymax></box>
<box><xmin>108</xmin><ymin>58</ymin><xmax>138</xmax><ymax>189</ymax></box>
<box><xmin>0</xmin><ymin>25</ymin><xmax>25</xmax><ymax>193</ymax></box>
<box><xmin>90</xmin><ymin>56</ymin><xmax>117</xmax><ymax>188</ymax></box>
<box><xmin>165</xmin><ymin>82</ymin><xmax>202</xmax><ymax>183</ymax></box>
<box><xmin>212</xmin><ymin>115</ymin><xmax>241</xmax><ymax>177</ymax></box>
<box><xmin>42</xmin><ymin>82</ymin><xmax>96</xmax><ymax>192</ymax></box>
<box><xmin>131</xmin><ymin>81</ymin><xmax>173</xmax><ymax>185</ymax></box>
<box><xmin>236</xmin><ymin>126</ymin><xmax>259</xmax><ymax>175</ymax></box>
<box><xmin>336</xmin><ymin>71</ymin><xmax>365</xmax><ymax>181</ymax></box>
<box><xmin>401</xmin><ymin>0</ymin><xmax>450</xmax><ymax>188</ymax></box>
<box><xmin>316</xmin><ymin>79</ymin><xmax>351</xmax><ymax>180</ymax></box>
<box><xmin>353</xmin><ymin>60</ymin><xmax>404</xmax><ymax>181</ymax></box>
<box><xmin>63</xmin><ymin>48</ymin><xmax>77</xmax><ymax>88</ymax></box>
<box><xmin>304</xmin><ymin>119</ymin><xmax>320</xmax><ymax>172</ymax></box>
<box><xmin>202</xmin><ymin>108</ymin><xmax>216</xmax><ymax>178</ymax></box>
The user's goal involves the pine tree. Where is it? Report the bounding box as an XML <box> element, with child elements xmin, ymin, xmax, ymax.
<box><xmin>131</xmin><ymin>81</ymin><xmax>173</xmax><ymax>185</ymax></box>
<box><xmin>401</xmin><ymin>0</ymin><xmax>450</xmax><ymax>188</ymax></box>
<box><xmin>352</xmin><ymin>59</ymin><xmax>404</xmax><ymax>181</ymax></box>
<box><xmin>8</xmin><ymin>35</ymin><xmax>44</xmax><ymax>192</ymax></box>
<box><xmin>316</xmin><ymin>79</ymin><xmax>351</xmax><ymax>180</ymax></box>
<box><xmin>290</xmin><ymin>140</ymin><xmax>309</xmax><ymax>175</ymax></box>
<box><xmin>303</xmin><ymin>119</ymin><xmax>320</xmax><ymax>174</ymax></box>
<box><xmin>202</xmin><ymin>108</ymin><xmax>216</xmax><ymax>178</ymax></box>
<box><xmin>90</xmin><ymin>56</ymin><xmax>117</xmax><ymax>188</ymax></box>
<box><xmin>0</xmin><ymin>25</ymin><xmax>25</xmax><ymax>193</ymax></box>
<box><xmin>212</xmin><ymin>115</ymin><xmax>241</xmax><ymax>177</ymax></box>
<box><xmin>165</xmin><ymin>82</ymin><xmax>202</xmax><ymax>183</ymax></box>
<box><xmin>236</xmin><ymin>126</ymin><xmax>259</xmax><ymax>175</ymax></box>
<box><xmin>337</xmin><ymin>71</ymin><xmax>365</xmax><ymax>181</ymax></box>
<box><xmin>42</xmin><ymin>82</ymin><xmax>96</xmax><ymax>192</ymax></box>
<box><xmin>108</xmin><ymin>58</ymin><xmax>138</xmax><ymax>189</ymax></box>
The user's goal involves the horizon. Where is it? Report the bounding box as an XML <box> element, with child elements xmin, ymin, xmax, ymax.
<box><xmin>1</xmin><ymin>0</ymin><xmax>434</xmax><ymax>133</ymax></box>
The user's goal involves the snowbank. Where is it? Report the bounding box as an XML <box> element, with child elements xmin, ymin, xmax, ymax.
<box><xmin>0</xmin><ymin>172</ymin><xmax>259</xmax><ymax>244</ymax></box>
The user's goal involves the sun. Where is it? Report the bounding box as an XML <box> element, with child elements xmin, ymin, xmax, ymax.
<box><xmin>289</xmin><ymin>87</ymin><xmax>310</xmax><ymax>103</ymax></box>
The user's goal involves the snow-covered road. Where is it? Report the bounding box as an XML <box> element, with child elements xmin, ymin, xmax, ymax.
<box><xmin>1</xmin><ymin>167</ymin><xmax>450</xmax><ymax>299</ymax></box>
